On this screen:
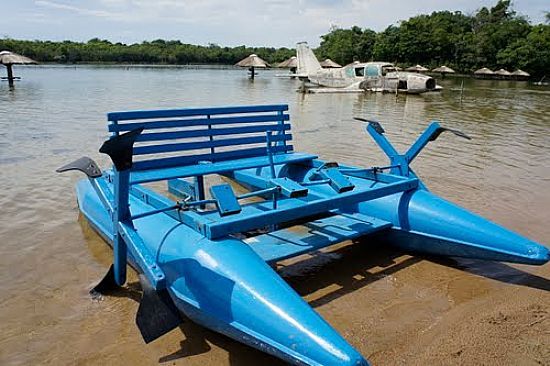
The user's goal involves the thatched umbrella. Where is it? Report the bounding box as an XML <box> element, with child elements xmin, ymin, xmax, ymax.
<box><xmin>235</xmin><ymin>54</ymin><xmax>270</xmax><ymax>79</ymax></box>
<box><xmin>320</xmin><ymin>59</ymin><xmax>341</xmax><ymax>68</ymax></box>
<box><xmin>278</xmin><ymin>56</ymin><xmax>298</xmax><ymax>74</ymax></box>
<box><xmin>406</xmin><ymin>64</ymin><xmax>429</xmax><ymax>73</ymax></box>
<box><xmin>277</xmin><ymin>56</ymin><xmax>297</xmax><ymax>68</ymax></box>
<box><xmin>512</xmin><ymin>69</ymin><xmax>529</xmax><ymax>77</ymax></box>
<box><xmin>511</xmin><ymin>69</ymin><xmax>530</xmax><ymax>81</ymax></box>
<box><xmin>474</xmin><ymin>67</ymin><xmax>494</xmax><ymax>79</ymax></box>
<box><xmin>432</xmin><ymin>65</ymin><xmax>455</xmax><ymax>74</ymax></box>
<box><xmin>474</xmin><ymin>67</ymin><xmax>494</xmax><ymax>75</ymax></box>
<box><xmin>432</xmin><ymin>65</ymin><xmax>455</xmax><ymax>79</ymax></box>
<box><xmin>0</xmin><ymin>51</ymin><xmax>37</xmax><ymax>86</ymax></box>
<box><xmin>494</xmin><ymin>68</ymin><xmax>512</xmax><ymax>79</ymax></box>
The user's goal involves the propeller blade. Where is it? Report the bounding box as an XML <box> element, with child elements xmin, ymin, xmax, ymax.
<box><xmin>89</xmin><ymin>264</ymin><xmax>119</xmax><ymax>297</ymax></box>
<box><xmin>136</xmin><ymin>274</ymin><xmax>183</xmax><ymax>343</ymax></box>
<box><xmin>430</xmin><ymin>127</ymin><xmax>471</xmax><ymax>141</ymax></box>
<box><xmin>56</xmin><ymin>156</ymin><xmax>102</xmax><ymax>178</ymax></box>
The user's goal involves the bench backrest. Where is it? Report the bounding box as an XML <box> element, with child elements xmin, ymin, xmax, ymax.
<box><xmin>107</xmin><ymin>105</ymin><xmax>292</xmax><ymax>171</ymax></box>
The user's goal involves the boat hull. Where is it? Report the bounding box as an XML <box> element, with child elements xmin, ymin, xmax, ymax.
<box><xmin>76</xmin><ymin>178</ymin><xmax>369</xmax><ymax>366</ymax></box>
<box><xmin>74</xmin><ymin>158</ymin><xmax>548</xmax><ymax>365</ymax></box>
<box><xmin>356</xmin><ymin>188</ymin><xmax>548</xmax><ymax>265</ymax></box>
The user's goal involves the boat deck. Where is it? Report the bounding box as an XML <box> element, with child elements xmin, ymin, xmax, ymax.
<box><xmin>244</xmin><ymin>212</ymin><xmax>391</xmax><ymax>263</ymax></box>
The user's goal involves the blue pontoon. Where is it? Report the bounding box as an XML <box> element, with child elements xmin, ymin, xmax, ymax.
<box><xmin>58</xmin><ymin>104</ymin><xmax>549</xmax><ymax>366</ymax></box>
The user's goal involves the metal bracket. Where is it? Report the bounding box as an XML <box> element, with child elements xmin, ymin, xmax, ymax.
<box><xmin>99</xmin><ymin>128</ymin><xmax>143</xmax><ymax>171</ymax></box>
<box><xmin>361</xmin><ymin>119</ymin><xmax>471</xmax><ymax>180</ymax></box>
<box><xmin>56</xmin><ymin>156</ymin><xmax>102</xmax><ymax>178</ymax></box>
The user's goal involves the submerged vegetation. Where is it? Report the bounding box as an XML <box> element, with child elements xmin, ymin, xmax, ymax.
<box><xmin>1</xmin><ymin>1</ymin><xmax>548</xmax><ymax>77</ymax></box>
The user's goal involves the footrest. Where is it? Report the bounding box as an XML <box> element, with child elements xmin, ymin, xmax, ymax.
<box><xmin>210</xmin><ymin>184</ymin><xmax>242</xmax><ymax>216</ymax></box>
<box><xmin>244</xmin><ymin>212</ymin><xmax>392</xmax><ymax>263</ymax></box>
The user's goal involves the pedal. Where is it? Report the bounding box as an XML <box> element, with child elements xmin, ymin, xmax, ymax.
<box><xmin>318</xmin><ymin>167</ymin><xmax>355</xmax><ymax>193</ymax></box>
<box><xmin>271</xmin><ymin>178</ymin><xmax>308</xmax><ymax>198</ymax></box>
<box><xmin>210</xmin><ymin>184</ymin><xmax>242</xmax><ymax>216</ymax></box>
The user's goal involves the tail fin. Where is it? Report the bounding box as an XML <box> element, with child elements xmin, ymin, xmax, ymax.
<box><xmin>296</xmin><ymin>42</ymin><xmax>322</xmax><ymax>76</ymax></box>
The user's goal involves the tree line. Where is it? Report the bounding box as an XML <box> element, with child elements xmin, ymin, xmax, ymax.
<box><xmin>316</xmin><ymin>1</ymin><xmax>549</xmax><ymax>77</ymax></box>
<box><xmin>0</xmin><ymin>38</ymin><xmax>295</xmax><ymax>66</ymax></box>
<box><xmin>1</xmin><ymin>1</ymin><xmax>548</xmax><ymax>77</ymax></box>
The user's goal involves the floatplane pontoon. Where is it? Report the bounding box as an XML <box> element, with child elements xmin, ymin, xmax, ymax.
<box><xmin>58</xmin><ymin>104</ymin><xmax>548</xmax><ymax>366</ymax></box>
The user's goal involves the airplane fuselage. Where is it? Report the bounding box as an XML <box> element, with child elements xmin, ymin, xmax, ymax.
<box><xmin>307</xmin><ymin>62</ymin><xmax>439</xmax><ymax>94</ymax></box>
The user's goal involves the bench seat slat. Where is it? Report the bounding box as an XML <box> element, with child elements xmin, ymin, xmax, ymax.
<box><xmin>133</xmin><ymin>134</ymin><xmax>291</xmax><ymax>155</ymax></box>
<box><xmin>132</xmin><ymin>145</ymin><xmax>293</xmax><ymax>171</ymax></box>
<box><xmin>136</xmin><ymin>123</ymin><xmax>290</xmax><ymax>142</ymax></box>
<box><xmin>108</xmin><ymin>104</ymin><xmax>289</xmax><ymax>122</ymax></box>
<box><xmin>109</xmin><ymin>114</ymin><xmax>290</xmax><ymax>132</ymax></box>
<box><xmin>130</xmin><ymin>152</ymin><xmax>317</xmax><ymax>184</ymax></box>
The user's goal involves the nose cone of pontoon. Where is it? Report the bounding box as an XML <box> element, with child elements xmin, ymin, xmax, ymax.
<box><xmin>526</xmin><ymin>243</ymin><xmax>550</xmax><ymax>264</ymax></box>
<box><xmin>405</xmin><ymin>191</ymin><xmax>550</xmax><ymax>265</ymax></box>
<box><xmin>357</xmin><ymin>189</ymin><xmax>549</xmax><ymax>265</ymax></box>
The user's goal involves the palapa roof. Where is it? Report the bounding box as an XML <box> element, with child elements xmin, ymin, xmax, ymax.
<box><xmin>406</xmin><ymin>64</ymin><xmax>429</xmax><ymax>72</ymax></box>
<box><xmin>0</xmin><ymin>50</ymin><xmax>37</xmax><ymax>65</ymax></box>
<box><xmin>512</xmin><ymin>69</ymin><xmax>530</xmax><ymax>77</ymax></box>
<box><xmin>474</xmin><ymin>67</ymin><xmax>494</xmax><ymax>75</ymax></box>
<box><xmin>432</xmin><ymin>65</ymin><xmax>455</xmax><ymax>73</ymax></box>
<box><xmin>277</xmin><ymin>56</ymin><xmax>297</xmax><ymax>68</ymax></box>
<box><xmin>320</xmin><ymin>59</ymin><xmax>341</xmax><ymax>68</ymax></box>
<box><xmin>235</xmin><ymin>54</ymin><xmax>270</xmax><ymax>68</ymax></box>
<box><xmin>494</xmin><ymin>68</ymin><xmax>512</xmax><ymax>76</ymax></box>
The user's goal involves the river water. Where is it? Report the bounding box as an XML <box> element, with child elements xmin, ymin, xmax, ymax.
<box><xmin>1</xmin><ymin>66</ymin><xmax>549</xmax><ymax>365</ymax></box>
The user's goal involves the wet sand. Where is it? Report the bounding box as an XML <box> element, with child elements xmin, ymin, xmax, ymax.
<box><xmin>0</xmin><ymin>67</ymin><xmax>548</xmax><ymax>365</ymax></box>
<box><xmin>2</xmin><ymin>217</ymin><xmax>548</xmax><ymax>366</ymax></box>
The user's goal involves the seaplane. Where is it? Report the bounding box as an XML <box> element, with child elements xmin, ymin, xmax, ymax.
<box><xmin>296</xmin><ymin>42</ymin><xmax>440</xmax><ymax>94</ymax></box>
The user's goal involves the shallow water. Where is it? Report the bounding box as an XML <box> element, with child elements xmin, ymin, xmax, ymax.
<box><xmin>1</xmin><ymin>66</ymin><xmax>549</xmax><ymax>365</ymax></box>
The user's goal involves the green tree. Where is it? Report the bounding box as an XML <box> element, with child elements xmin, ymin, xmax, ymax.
<box><xmin>316</xmin><ymin>26</ymin><xmax>376</xmax><ymax>65</ymax></box>
<box><xmin>497</xmin><ymin>24</ymin><xmax>550</xmax><ymax>76</ymax></box>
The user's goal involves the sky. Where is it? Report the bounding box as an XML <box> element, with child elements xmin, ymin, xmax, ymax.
<box><xmin>2</xmin><ymin>0</ymin><xmax>548</xmax><ymax>48</ymax></box>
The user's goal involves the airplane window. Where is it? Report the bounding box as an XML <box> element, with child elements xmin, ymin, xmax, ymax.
<box><xmin>355</xmin><ymin>67</ymin><xmax>365</xmax><ymax>77</ymax></box>
<box><xmin>381</xmin><ymin>66</ymin><xmax>396</xmax><ymax>76</ymax></box>
<box><xmin>366</xmin><ymin>65</ymin><xmax>379</xmax><ymax>76</ymax></box>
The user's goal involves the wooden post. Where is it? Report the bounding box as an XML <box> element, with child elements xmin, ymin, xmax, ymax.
<box><xmin>6</xmin><ymin>64</ymin><xmax>14</xmax><ymax>87</ymax></box>
<box><xmin>249</xmin><ymin>66</ymin><xmax>255</xmax><ymax>80</ymax></box>
<box><xmin>395</xmin><ymin>79</ymin><xmax>399</xmax><ymax>101</ymax></box>
<box><xmin>459</xmin><ymin>79</ymin><xmax>464</xmax><ymax>104</ymax></box>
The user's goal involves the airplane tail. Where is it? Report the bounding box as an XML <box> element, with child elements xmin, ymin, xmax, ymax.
<box><xmin>296</xmin><ymin>42</ymin><xmax>322</xmax><ymax>76</ymax></box>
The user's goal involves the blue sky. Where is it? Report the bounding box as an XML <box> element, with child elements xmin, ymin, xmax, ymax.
<box><xmin>2</xmin><ymin>0</ymin><xmax>548</xmax><ymax>47</ymax></box>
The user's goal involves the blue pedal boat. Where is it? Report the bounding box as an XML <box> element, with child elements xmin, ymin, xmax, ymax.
<box><xmin>58</xmin><ymin>104</ymin><xmax>549</xmax><ymax>366</ymax></box>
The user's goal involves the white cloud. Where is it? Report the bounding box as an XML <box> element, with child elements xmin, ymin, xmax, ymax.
<box><xmin>35</xmin><ymin>0</ymin><xmax>117</xmax><ymax>18</ymax></box>
<box><xmin>5</xmin><ymin>0</ymin><xmax>547</xmax><ymax>47</ymax></box>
